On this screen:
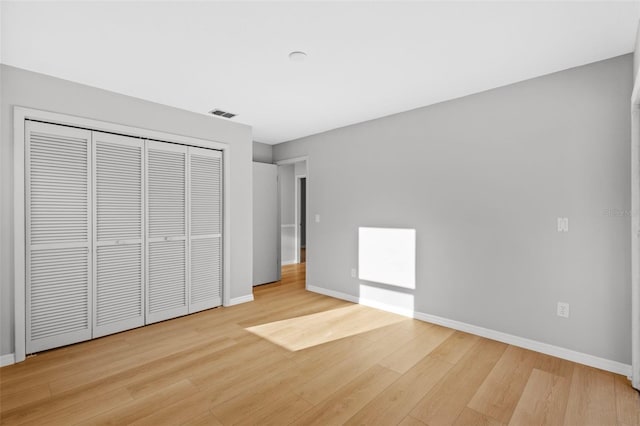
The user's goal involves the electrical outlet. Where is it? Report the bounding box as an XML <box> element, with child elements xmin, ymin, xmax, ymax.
<box><xmin>351</xmin><ymin>268</ymin><xmax>357</xmax><ymax>278</ymax></box>
<box><xmin>557</xmin><ymin>217</ymin><xmax>569</xmax><ymax>232</ymax></box>
<box><xmin>557</xmin><ymin>302</ymin><xmax>570</xmax><ymax>318</ymax></box>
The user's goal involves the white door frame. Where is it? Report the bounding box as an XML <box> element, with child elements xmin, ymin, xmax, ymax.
<box><xmin>13</xmin><ymin>106</ymin><xmax>232</xmax><ymax>363</ymax></box>
<box><xmin>631</xmin><ymin>70</ymin><xmax>640</xmax><ymax>389</ymax></box>
<box><xmin>275</xmin><ymin>156</ymin><xmax>309</xmax><ymax>286</ymax></box>
<box><xmin>294</xmin><ymin>174</ymin><xmax>307</xmax><ymax>264</ymax></box>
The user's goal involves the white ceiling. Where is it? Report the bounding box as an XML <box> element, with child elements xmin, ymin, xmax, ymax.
<box><xmin>2</xmin><ymin>1</ymin><xmax>639</xmax><ymax>144</ymax></box>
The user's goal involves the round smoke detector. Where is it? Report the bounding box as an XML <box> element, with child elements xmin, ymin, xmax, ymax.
<box><xmin>289</xmin><ymin>51</ymin><xmax>307</xmax><ymax>62</ymax></box>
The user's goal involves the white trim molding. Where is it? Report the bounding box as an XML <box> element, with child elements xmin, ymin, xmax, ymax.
<box><xmin>1</xmin><ymin>353</ymin><xmax>16</xmax><ymax>367</ymax></box>
<box><xmin>281</xmin><ymin>260</ymin><xmax>297</xmax><ymax>266</ymax></box>
<box><xmin>226</xmin><ymin>294</ymin><xmax>254</xmax><ymax>306</ymax></box>
<box><xmin>307</xmin><ymin>284</ymin><xmax>632</xmax><ymax>377</ymax></box>
<box><xmin>13</xmin><ymin>106</ymin><xmax>233</xmax><ymax>363</ymax></box>
<box><xmin>631</xmin><ymin>63</ymin><xmax>640</xmax><ymax>389</ymax></box>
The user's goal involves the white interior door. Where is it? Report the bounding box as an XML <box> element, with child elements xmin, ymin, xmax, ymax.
<box><xmin>26</xmin><ymin>121</ymin><xmax>92</xmax><ymax>353</ymax></box>
<box><xmin>253</xmin><ymin>162</ymin><xmax>279</xmax><ymax>285</ymax></box>
<box><xmin>92</xmin><ymin>132</ymin><xmax>145</xmax><ymax>337</ymax></box>
<box><xmin>146</xmin><ymin>140</ymin><xmax>188</xmax><ymax>323</ymax></box>
<box><xmin>188</xmin><ymin>147</ymin><xmax>223</xmax><ymax>312</ymax></box>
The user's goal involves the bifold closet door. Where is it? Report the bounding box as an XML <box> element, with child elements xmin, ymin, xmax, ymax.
<box><xmin>146</xmin><ymin>141</ymin><xmax>189</xmax><ymax>323</ymax></box>
<box><xmin>188</xmin><ymin>147</ymin><xmax>223</xmax><ymax>312</ymax></box>
<box><xmin>26</xmin><ymin>121</ymin><xmax>92</xmax><ymax>353</ymax></box>
<box><xmin>93</xmin><ymin>132</ymin><xmax>145</xmax><ymax>337</ymax></box>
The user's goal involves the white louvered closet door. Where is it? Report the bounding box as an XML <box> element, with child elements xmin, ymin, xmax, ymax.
<box><xmin>188</xmin><ymin>147</ymin><xmax>223</xmax><ymax>312</ymax></box>
<box><xmin>146</xmin><ymin>141</ymin><xmax>189</xmax><ymax>323</ymax></box>
<box><xmin>26</xmin><ymin>121</ymin><xmax>92</xmax><ymax>353</ymax></box>
<box><xmin>93</xmin><ymin>132</ymin><xmax>145</xmax><ymax>337</ymax></box>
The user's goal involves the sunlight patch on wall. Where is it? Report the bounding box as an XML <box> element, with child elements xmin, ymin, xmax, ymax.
<box><xmin>358</xmin><ymin>227</ymin><xmax>416</xmax><ymax>289</ymax></box>
<box><xmin>245</xmin><ymin>304</ymin><xmax>405</xmax><ymax>351</ymax></box>
<box><xmin>359</xmin><ymin>283</ymin><xmax>415</xmax><ymax>317</ymax></box>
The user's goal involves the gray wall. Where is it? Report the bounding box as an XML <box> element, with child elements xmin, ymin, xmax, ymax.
<box><xmin>253</xmin><ymin>141</ymin><xmax>273</xmax><ymax>163</ymax></box>
<box><xmin>274</xmin><ymin>54</ymin><xmax>633</xmax><ymax>364</ymax></box>
<box><xmin>1</xmin><ymin>65</ymin><xmax>254</xmax><ymax>357</ymax></box>
<box><xmin>635</xmin><ymin>24</ymin><xmax>640</xmax><ymax>81</ymax></box>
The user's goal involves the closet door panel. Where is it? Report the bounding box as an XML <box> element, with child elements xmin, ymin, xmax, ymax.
<box><xmin>146</xmin><ymin>141</ymin><xmax>188</xmax><ymax>323</ymax></box>
<box><xmin>190</xmin><ymin>237</ymin><xmax>221</xmax><ymax>311</ymax></box>
<box><xmin>93</xmin><ymin>132</ymin><xmax>144</xmax><ymax>337</ymax></box>
<box><xmin>26</xmin><ymin>121</ymin><xmax>92</xmax><ymax>353</ymax></box>
<box><xmin>189</xmin><ymin>147</ymin><xmax>222</xmax><ymax>312</ymax></box>
<box><xmin>148</xmin><ymin>239</ymin><xmax>187</xmax><ymax>321</ymax></box>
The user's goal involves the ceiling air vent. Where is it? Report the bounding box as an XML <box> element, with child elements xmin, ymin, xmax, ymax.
<box><xmin>209</xmin><ymin>109</ymin><xmax>236</xmax><ymax>119</ymax></box>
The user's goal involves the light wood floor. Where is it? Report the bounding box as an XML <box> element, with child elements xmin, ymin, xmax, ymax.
<box><xmin>1</xmin><ymin>263</ymin><xmax>639</xmax><ymax>425</ymax></box>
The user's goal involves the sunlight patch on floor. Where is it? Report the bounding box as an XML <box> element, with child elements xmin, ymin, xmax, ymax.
<box><xmin>245</xmin><ymin>304</ymin><xmax>405</xmax><ymax>351</ymax></box>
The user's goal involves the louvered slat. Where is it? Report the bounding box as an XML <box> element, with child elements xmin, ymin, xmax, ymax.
<box><xmin>96</xmin><ymin>245</ymin><xmax>143</xmax><ymax>326</ymax></box>
<box><xmin>148</xmin><ymin>147</ymin><xmax>185</xmax><ymax>238</ymax></box>
<box><xmin>93</xmin><ymin>132</ymin><xmax>144</xmax><ymax>338</ymax></box>
<box><xmin>146</xmin><ymin>141</ymin><xmax>188</xmax><ymax>323</ymax></box>
<box><xmin>190</xmin><ymin>154</ymin><xmax>222</xmax><ymax>236</ymax></box>
<box><xmin>190</xmin><ymin>238</ymin><xmax>222</xmax><ymax>307</ymax></box>
<box><xmin>96</xmin><ymin>138</ymin><xmax>142</xmax><ymax>241</ymax></box>
<box><xmin>148</xmin><ymin>240</ymin><xmax>187</xmax><ymax>317</ymax></box>
<box><xmin>26</xmin><ymin>121</ymin><xmax>92</xmax><ymax>353</ymax></box>
<box><xmin>188</xmin><ymin>147</ymin><xmax>223</xmax><ymax>313</ymax></box>
<box><xmin>30</xmin><ymin>132</ymin><xmax>88</xmax><ymax>246</ymax></box>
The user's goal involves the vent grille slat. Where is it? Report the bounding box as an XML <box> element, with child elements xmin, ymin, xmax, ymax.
<box><xmin>208</xmin><ymin>109</ymin><xmax>236</xmax><ymax>119</ymax></box>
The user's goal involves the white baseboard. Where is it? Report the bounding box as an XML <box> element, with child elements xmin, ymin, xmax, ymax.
<box><xmin>306</xmin><ymin>284</ymin><xmax>632</xmax><ymax>377</ymax></box>
<box><xmin>308</xmin><ymin>285</ymin><xmax>359</xmax><ymax>303</ymax></box>
<box><xmin>1</xmin><ymin>353</ymin><xmax>15</xmax><ymax>367</ymax></box>
<box><xmin>227</xmin><ymin>294</ymin><xmax>254</xmax><ymax>306</ymax></box>
<box><xmin>281</xmin><ymin>260</ymin><xmax>297</xmax><ymax>266</ymax></box>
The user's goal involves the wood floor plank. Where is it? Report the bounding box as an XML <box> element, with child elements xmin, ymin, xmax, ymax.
<box><xmin>11</xmin><ymin>387</ymin><xmax>133</xmax><ymax>426</ymax></box>
<box><xmin>192</xmin><ymin>349</ymin><xmax>291</xmax><ymax>407</ymax></box>
<box><xmin>468</xmin><ymin>345</ymin><xmax>540</xmax><ymax>423</ymax></box>
<box><xmin>129</xmin><ymin>392</ymin><xmax>213</xmax><ymax>426</ymax></box>
<box><xmin>429</xmin><ymin>331</ymin><xmax>481</xmax><ymax>365</ymax></box>
<box><xmin>185</xmin><ymin>410</ymin><xmax>223</xmax><ymax>426</ymax></box>
<box><xmin>614</xmin><ymin>374</ymin><xmax>640</xmax><ymax>426</ymax></box>
<box><xmin>82</xmin><ymin>379</ymin><xmax>199</xmax><ymax>425</ymax></box>
<box><xmin>209</xmin><ymin>360</ymin><xmax>305</xmax><ymax>424</ymax></box>
<box><xmin>453</xmin><ymin>407</ymin><xmax>505</xmax><ymax>426</ymax></box>
<box><xmin>291</xmin><ymin>364</ymin><xmax>400</xmax><ymax>426</ymax></box>
<box><xmin>563</xmin><ymin>364</ymin><xmax>617</xmax><ymax>426</ymax></box>
<box><xmin>0</xmin><ymin>383</ymin><xmax>51</xmax><ymax>413</ymax></box>
<box><xmin>345</xmin><ymin>356</ymin><xmax>453</xmax><ymax>426</ymax></box>
<box><xmin>398</xmin><ymin>416</ymin><xmax>428</xmax><ymax>426</ymax></box>
<box><xmin>377</xmin><ymin>324</ymin><xmax>454</xmax><ymax>374</ymax></box>
<box><xmin>292</xmin><ymin>326</ymin><xmax>414</xmax><ymax>405</ymax></box>
<box><xmin>234</xmin><ymin>391</ymin><xmax>313</xmax><ymax>426</ymax></box>
<box><xmin>534</xmin><ymin>353</ymin><xmax>575</xmax><ymax>380</ymax></box>
<box><xmin>410</xmin><ymin>338</ymin><xmax>508</xmax><ymax>426</ymax></box>
<box><xmin>508</xmin><ymin>368</ymin><xmax>570</xmax><ymax>426</ymax></box>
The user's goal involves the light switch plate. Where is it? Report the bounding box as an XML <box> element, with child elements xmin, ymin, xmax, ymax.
<box><xmin>557</xmin><ymin>217</ymin><xmax>569</xmax><ymax>232</ymax></box>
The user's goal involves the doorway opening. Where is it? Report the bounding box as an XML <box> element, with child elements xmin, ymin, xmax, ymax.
<box><xmin>298</xmin><ymin>176</ymin><xmax>306</xmax><ymax>264</ymax></box>
<box><xmin>277</xmin><ymin>158</ymin><xmax>307</xmax><ymax>272</ymax></box>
